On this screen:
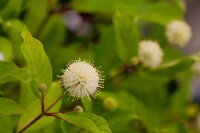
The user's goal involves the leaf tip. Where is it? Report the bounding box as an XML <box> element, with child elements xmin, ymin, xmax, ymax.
<box><xmin>21</xmin><ymin>26</ymin><xmax>32</xmax><ymax>41</ymax></box>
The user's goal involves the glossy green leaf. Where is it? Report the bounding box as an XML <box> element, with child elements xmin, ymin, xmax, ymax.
<box><xmin>0</xmin><ymin>61</ymin><xmax>31</xmax><ymax>83</ymax></box>
<box><xmin>0</xmin><ymin>97</ymin><xmax>26</xmax><ymax>115</ymax></box>
<box><xmin>56</xmin><ymin>112</ymin><xmax>112</xmax><ymax>133</ymax></box>
<box><xmin>113</xmin><ymin>11</ymin><xmax>140</xmax><ymax>62</ymax></box>
<box><xmin>17</xmin><ymin>82</ymin><xmax>62</xmax><ymax>132</ymax></box>
<box><xmin>21</xmin><ymin>27</ymin><xmax>52</xmax><ymax>97</ymax></box>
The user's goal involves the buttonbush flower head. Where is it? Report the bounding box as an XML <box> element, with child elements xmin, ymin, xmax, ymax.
<box><xmin>138</xmin><ymin>40</ymin><xmax>164</xmax><ymax>69</ymax></box>
<box><xmin>61</xmin><ymin>59</ymin><xmax>103</xmax><ymax>100</ymax></box>
<box><xmin>165</xmin><ymin>20</ymin><xmax>192</xmax><ymax>47</ymax></box>
<box><xmin>74</xmin><ymin>106</ymin><xmax>84</xmax><ymax>112</ymax></box>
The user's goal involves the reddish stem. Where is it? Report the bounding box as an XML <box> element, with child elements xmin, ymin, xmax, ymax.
<box><xmin>17</xmin><ymin>114</ymin><xmax>43</xmax><ymax>133</ymax></box>
<box><xmin>45</xmin><ymin>93</ymin><xmax>65</xmax><ymax>112</ymax></box>
<box><xmin>41</xmin><ymin>91</ymin><xmax>45</xmax><ymax>112</ymax></box>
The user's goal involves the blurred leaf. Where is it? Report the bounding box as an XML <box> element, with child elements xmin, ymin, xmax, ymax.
<box><xmin>0</xmin><ymin>36</ymin><xmax>13</xmax><ymax>61</ymax></box>
<box><xmin>113</xmin><ymin>11</ymin><xmax>140</xmax><ymax>62</ymax></box>
<box><xmin>122</xmin><ymin>1</ymin><xmax>183</xmax><ymax>25</ymax></box>
<box><xmin>56</xmin><ymin>112</ymin><xmax>112</xmax><ymax>133</ymax></box>
<box><xmin>0</xmin><ymin>61</ymin><xmax>31</xmax><ymax>83</ymax></box>
<box><xmin>73</xmin><ymin>0</ymin><xmax>145</xmax><ymax>13</ymax></box>
<box><xmin>24</xmin><ymin>0</ymin><xmax>48</xmax><ymax>34</ymax></box>
<box><xmin>99</xmin><ymin>91</ymin><xmax>153</xmax><ymax>132</ymax></box>
<box><xmin>40</xmin><ymin>14</ymin><xmax>66</xmax><ymax>47</ymax></box>
<box><xmin>0</xmin><ymin>116</ymin><xmax>12</xmax><ymax>133</ymax></box>
<box><xmin>81</xmin><ymin>97</ymin><xmax>92</xmax><ymax>112</ymax></box>
<box><xmin>0</xmin><ymin>0</ymin><xmax>23</xmax><ymax>19</ymax></box>
<box><xmin>149</xmin><ymin>55</ymin><xmax>198</xmax><ymax>76</ymax></box>
<box><xmin>169</xmin><ymin>72</ymin><xmax>190</xmax><ymax>115</ymax></box>
<box><xmin>5</xmin><ymin>19</ymin><xmax>25</xmax><ymax>63</ymax></box>
<box><xmin>21</xmin><ymin>27</ymin><xmax>52</xmax><ymax>97</ymax></box>
<box><xmin>157</xmin><ymin>122</ymin><xmax>187</xmax><ymax>133</ymax></box>
<box><xmin>17</xmin><ymin>82</ymin><xmax>62</xmax><ymax>132</ymax></box>
<box><xmin>0</xmin><ymin>0</ymin><xmax>10</xmax><ymax>10</ymax></box>
<box><xmin>73</xmin><ymin>1</ymin><xmax>182</xmax><ymax>25</ymax></box>
<box><xmin>104</xmin><ymin>110</ymin><xmax>136</xmax><ymax>133</ymax></box>
<box><xmin>94</xmin><ymin>26</ymin><xmax>121</xmax><ymax>78</ymax></box>
<box><xmin>0</xmin><ymin>97</ymin><xmax>26</xmax><ymax>115</ymax></box>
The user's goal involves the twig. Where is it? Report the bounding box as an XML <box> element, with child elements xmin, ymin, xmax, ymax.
<box><xmin>17</xmin><ymin>114</ymin><xmax>43</xmax><ymax>133</ymax></box>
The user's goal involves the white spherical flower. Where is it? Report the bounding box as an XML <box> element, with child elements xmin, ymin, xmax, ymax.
<box><xmin>61</xmin><ymin>59</ymin><xmax>103</xmax><ymax>100</ymax></box>
<box><xmin>138</xmin><ymin>40</ymin><xmax>164</xmax><ymax>69</ymax></box>
<box><xmin>165</xmin><ymin>20</ymin><xmax>192</xmax><ymax>47</ymax></box>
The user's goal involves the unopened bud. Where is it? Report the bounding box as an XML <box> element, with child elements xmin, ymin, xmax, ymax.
<box><xmin>103</xmin><ymin>97</ymin><xmax>118</xmax><ymax>111</ymax></box>
<box><xmin>185</xmin><ymin>104</ymin><xmax>198</xmax><ymax>119</ymax></box>
<box><xmin>131</xmin><ymin>57</ymin><xmax>139</xmax><ymax>66</ymax></box>
<box><xmin>39</xmin><ymin>83</ymin><xmax>47</xmax><ymax>92</ymax></box>
<box><xmin>74</xmin><ymin>106</ymin><xmax>84</xmax><ymax>112</ymax></box>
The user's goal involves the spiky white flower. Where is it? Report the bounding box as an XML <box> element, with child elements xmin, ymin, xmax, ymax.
<box><xmin>61</xmin><ymin>59</ymin><xmax>103</xmax><ymax>100</ymax></box>
<box><xmin>165</xmin><ymin>20</ymin><xmax>192</xmax><ymax>47</ymax></box>
<box><xmin>138</xmin><ymin>40</ymin><xmax>164</xmax><ymax>69</ymax></box>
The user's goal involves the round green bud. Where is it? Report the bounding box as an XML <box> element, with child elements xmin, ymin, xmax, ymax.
<box><xmin>130</xmin><ymin>57</ymin><xmax>139</xmax><ymax>66</ymax></box>
<box><xmin>74</xmin><ymin>106</ymin><xmax>84</xmax><ymax>112</ymax></box>
<box><xmin>103</xmin><ymin>97</ymin><xmax>118</xmax><ymax>111</ymax></box>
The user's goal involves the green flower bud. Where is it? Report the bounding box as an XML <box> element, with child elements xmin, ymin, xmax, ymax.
<box><xmin>103</xmin><ymin>97</ymin><xmax>118</xmax><ymax>111</ymax></box>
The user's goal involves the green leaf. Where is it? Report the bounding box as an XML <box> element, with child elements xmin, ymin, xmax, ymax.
<box><xmin>122</xmin><ymin>1</ymin><xmax>183</xmax><ymax>25</ymax></box>
<box><xmin>24</xmin><ymin>0</ymin><xmax>48</xmax><ymax>34</ymax></box>
<box><xmin>73</xmin><ymin>0</ymin><xmax>182</xmax><ymax>25</ymax></box>
<box><xmin>0</xmin><ymin>36</ymin><xmax>13</xmax><ymax>61</ymax></box>
<box><xmin>56</xmin><ymin>112</ymin><xmax>112</xmax><ymax>133</ymax></box>
<box><xmin>113</xmin><ymin>11</ymin><xmax>140</xmax><ymax>62</ymax></box>
<box><xmin>17</xmin><ymin>82</ymin><xmax>62</xmax><ymax>132</ymax></box>
<box><xmin>94</xmin><ymin>26</ymin><xmax>121</xmax><ymax>78</ymax></box>
<box><xmin>73</xmin><ymin>0</ymin><xmax>146</xmax><ymax>13</ymax></box>
<box><xmin>99</xmin><ymin>92</ymin><xmax>153</xmax><ymax>132</ymax></box>
<box><xmin>149</xmin><ymin>57</ymin><xmax>196</xmax><ymax>76</ymax></box>
<box><xmin>0</xmin><ymin>0</ymin><xmax>22</xmax><ymax>19</ymax></box>
<box><xmin>81</xmin><ymin>97</ymin><xmax>92</xmax><ymax>112</ymax></box>
<box><xmin>21</xmin><ymin>27</ymin><xmax>52</xmax><ymax>97</ymax></box>
<box><xmin>0</xmin><ymin>61</ymin><xmax>31</xmax><ymax>83</ymax></box>
<box><xmin>0</xmin><ymin>97</ymin><xmax>26</xmax><ymax>115</ymax></box>
<box><xmin>0</xmin><ymin>0</ymin><xmax>10</xmax><ymax>10</ymax></box>
<box><xmin>0</xmin><ymin>116</ymin><xmax>12</xmax><ymax>133</ymax></box>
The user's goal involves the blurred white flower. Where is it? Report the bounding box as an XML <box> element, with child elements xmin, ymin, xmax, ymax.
<box><xmin>138</xmin><ymin>40</ymin><xmax>164</xmax><ymax>69</ymax></box>
<box><xmin>165</xmin><ymin>20</ymin><xmax>192</xmax><ymax>47</ymax></box>
<box><xmin>61</xmin><ymin>59</ymin><xmax>103</xmax><ymax>100</ymax></box>
<box><xmin>0</xmin><ymin>51</ymin><xmax>4</xmax><ymax>61</ymax></box>
<box><xmin>192</xmin><ymin>61</ymin><xmax>200</xmax><ymax>75</ymax></box>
